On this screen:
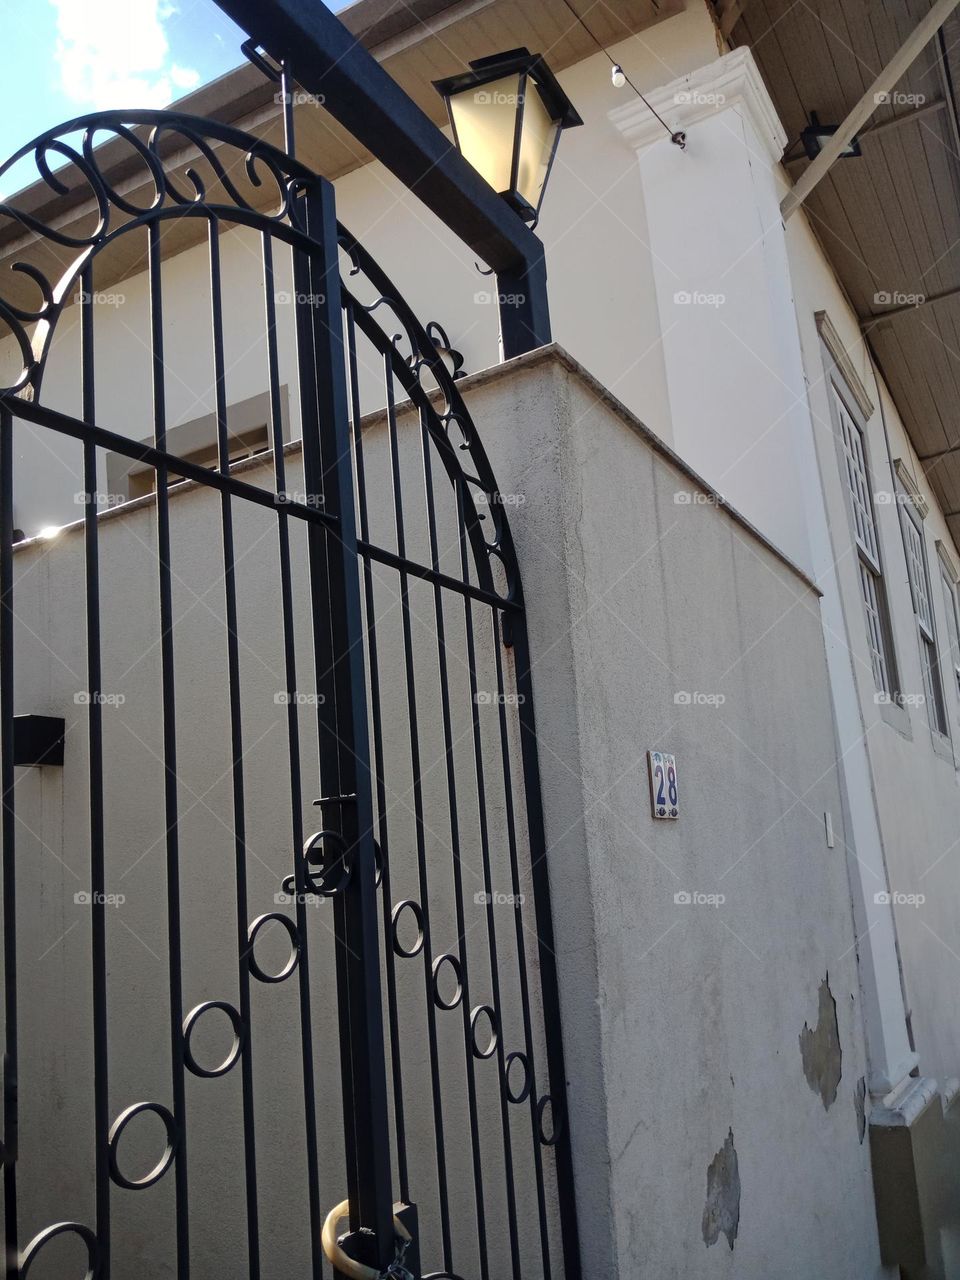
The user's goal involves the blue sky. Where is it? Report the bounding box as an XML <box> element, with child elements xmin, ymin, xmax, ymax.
<box><xmin>0</xmin><ymin>0</ymin><xmax>351</xmax><ymax>181</ymax></box>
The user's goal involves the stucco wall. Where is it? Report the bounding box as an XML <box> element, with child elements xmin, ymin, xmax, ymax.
<box><xmin>485</xmin><ymin>352</ymin><xmax>884</xmax><ymax>1278</ymax></box>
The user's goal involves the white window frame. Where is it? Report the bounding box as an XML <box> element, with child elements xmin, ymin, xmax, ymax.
<box><xmin>938</xmin><ymin>556</ymin><xmax>960</xmax><ymax>706</ymax></box>
<box><xmin>832</xmin><ymin>384</ymin><xmax>898</xmax><ymax>697</ymax></box>
<box><xmin>900</xmin><ymin>493</ymin><xmax>948</xmax><ymax>736</ymax></box>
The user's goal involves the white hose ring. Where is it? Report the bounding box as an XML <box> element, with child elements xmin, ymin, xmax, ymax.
<box><xmin>321</xmin><ymin>1199</ymin><xmax>412</xmax><ymax>1280</ymax></box>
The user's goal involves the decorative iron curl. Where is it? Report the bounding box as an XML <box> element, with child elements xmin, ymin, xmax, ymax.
<box><xmin>0</xmin><ymin>108</ymin><xmax>523</xmax><ymax>606</ymax></box>
<box><xmin>0</xmin><ymin>110</ymin><xmax>321</xmax><ymax>395</ymax></box>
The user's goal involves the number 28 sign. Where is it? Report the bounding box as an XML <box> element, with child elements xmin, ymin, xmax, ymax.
<box><xmin>647</xmin><ymin>751</ymin><xmax>679</xmax><ymax>819</ymax></box>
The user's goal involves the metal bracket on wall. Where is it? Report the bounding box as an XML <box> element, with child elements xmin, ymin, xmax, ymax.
<box><xmin>13</xmin><ymin>715</ymin><xmax>64</xmax><ymax>767</ymax></box>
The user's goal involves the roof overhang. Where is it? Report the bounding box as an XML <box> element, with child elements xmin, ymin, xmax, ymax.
<box><xmin>729</xmin><ymin>0</ymin><xmax>960</xmax><ymax>547</ymax></box>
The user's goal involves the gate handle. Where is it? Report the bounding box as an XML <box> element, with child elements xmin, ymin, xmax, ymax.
<box><xmin>321</xmin><ymin>1199</ymin><xmax>411</xmax><ymax>1280</ymax></box>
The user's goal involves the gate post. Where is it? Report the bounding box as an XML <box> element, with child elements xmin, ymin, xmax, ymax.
<box><xmin>293</xmin><ymin>176</ymin><xmax>403</xmax><ymax>1275</ymax></box>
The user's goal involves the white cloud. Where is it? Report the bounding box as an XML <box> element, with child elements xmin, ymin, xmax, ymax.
<box><xmin>50</xmin><ymin>0</ymin><xmax>201</xmax><ymax>111</ymax></box>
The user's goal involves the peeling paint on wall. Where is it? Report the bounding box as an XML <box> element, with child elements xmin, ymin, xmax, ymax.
<box><xmin>854</xmin><ymin>1076</ymin><xmax>866</xmax><ymax>1143</ymax></box>
<box><xmin>702</xmin><ymin>1128</ymin><xmax>740</xmax><ymax>1250</ymax></box>
<box><xmin>799</xmin><ymin>975</ymin><xmax>842</xmax><ymax>1109</ymax></box>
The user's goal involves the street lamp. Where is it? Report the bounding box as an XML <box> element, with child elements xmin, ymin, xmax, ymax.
<box><xmin>434</xmin><ymin>48</ymin><xmax>582</xmax><ymax>224</ymax></box>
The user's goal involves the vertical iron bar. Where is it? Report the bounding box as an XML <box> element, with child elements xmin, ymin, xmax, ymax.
<box><xmin>262</xmin><ymin>231</ymin><xmax>324</xmax><ymax>1280</ymax></box>
<box><xmin>292</xmin><ymin>204</ymin><xmax>361</xmax><ymax>1230</ymax></box>
<box><xmin>296</xmin><ymin>180</ymin><xmax>395</xmax><ymax>1269</ymax></box>
<box><xmin>382</xmin><ymin>356</ymin><xmax>452</xmax><ymax>1272</ymax></box>
<box><xmin>490</xmin><ymin>622</ymin><xmax>552</xmax><ymax>1277</ymax></box>
<box><xmin>454</xmin><ymin>493</ymin><xmax>522</xmax><ymax>1279</ymax></box>
<box><xmin>148</xmin><ymin>222</ymin><xmax>190</xmax><ymax>1280</ymax></box>
<box><xmin>80</xmin><ymin>266</ymin><xmax>111</xmax><ymax>1279</ymax></box>
<box><xmin>344</xmin><ymin>302</ymin><xmax>409</xmax><ymax>1202</ymax></box>
<box><xmin>208</xmin><ymin>221</ymin><xmax>260</xmax><ymax>1280</ymax></box>
<box><xmin>508</xmin><ymin>620</ymin><xmax>583</xmax><ymax>1280</ymax></box>
<box><xmin>417</xmin><ymin>414</ymin><xmax>488</xmax><ymax>1278</ymax></box>
<box><xmin>0</xmin><ymin>404</ymin><xmax>18</xmax><ymax>1280</ymax></box>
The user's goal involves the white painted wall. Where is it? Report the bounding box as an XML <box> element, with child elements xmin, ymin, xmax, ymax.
<box><xmin>788</xmin><ymin>210</ymin><xmax>960</xmax><ymax>1093</ymax></box>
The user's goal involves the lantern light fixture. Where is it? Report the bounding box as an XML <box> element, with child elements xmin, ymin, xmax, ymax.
<box><xmin>434</xmin><ymin>48</ymin><xmax>583</xmax><ymax>224</ymax></box>
<box><xmin>801</xmin><ymin>111</ymin><xmax>862</xmax><ymax>160</ymax></box>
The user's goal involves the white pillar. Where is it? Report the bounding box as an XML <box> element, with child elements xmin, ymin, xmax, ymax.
<box><xmin>610</xmin><ymin>48</ymin><xmax>917</xmax><ymax>1098</ymax></box>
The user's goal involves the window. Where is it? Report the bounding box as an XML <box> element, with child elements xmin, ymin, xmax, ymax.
<box><xmin>939</xmin><ymin>563</ymin><xmax>960</xmax><ymax>703</ymax></box>
<box><xmin>834</xmin><ymin>388</ymin><xmax>896</xmax><ymax>694</ymax></box>
<box><xmin>127</xmin><ymin>424</ymin><xmax>270</xmax><ymax>498</ymax></box>
<box><xmin>901</xmin><ymin>499</ymin><xmax>948</xmax><ymax>734</ymax></box>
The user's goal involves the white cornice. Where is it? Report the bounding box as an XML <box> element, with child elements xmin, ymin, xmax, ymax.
<box><xmin>816</xmin><ymin>311</ymin><xmax>876</xmax><ymax>421</ymax></box>
<box><xmin>608</xmin><ymin>47</ymin><xmax>787</xmax><ymax>163</ymax></box>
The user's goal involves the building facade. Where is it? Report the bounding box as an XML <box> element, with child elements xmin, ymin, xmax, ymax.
<box><xmin>2</xmin><ymin>0</ymin><xmax>960</xmax><ymax>1276</ymax></box>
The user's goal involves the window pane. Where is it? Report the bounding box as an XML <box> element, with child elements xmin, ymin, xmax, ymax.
<box><xmin>903</xmin><ymin>511</ymin><xmax>933</xmax><ymax>636</ymax></box>
<box><xmin>859</xmin><ymin>561</ymin><xmax>889</xmax><ymax>693</ymax></box>
<box><xmin>835</xmin><ymin>392</ymin><xmax>879</xmax><ymax>566</ymax></box>
<box><xmin>941</xmin><ymin>570</ymin><xmax>960</xmax><ymax>696</ymax></box>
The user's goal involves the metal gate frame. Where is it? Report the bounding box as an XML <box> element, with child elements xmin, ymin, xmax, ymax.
<box><xmin>0</xmin><ymin>109</ymin><xmax>581</xmax><ymax>1280</ymax></box>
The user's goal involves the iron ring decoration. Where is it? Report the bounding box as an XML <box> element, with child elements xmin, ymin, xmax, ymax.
<box><xmin>536</xmin><ymin>1094</ymin><xmax>563</xmax><ymax>1147</ymax></box>
<box><xmin>108</xmin><ymin>1101</ymin><xmax>178</xmax><ymax>1190</ymax></box>
<box><xmin>470</xmin><ymin>1004</ymin><xmax>499</xmax><ymax>1060</ymax></box>
<box><xmin>321</xmin><ymin>1198</ymin><xmax>411</xmax><ymax>1280</ymax></box>
<box><xmin>431</xmin><ymin>953</ymin><xmax>464</xmax><ymax>1011</ymax></box>
<box><xmin>504</xmin><ymin>1051</ymin><xmax>532</xmax><ymax>1105</ymax></box>
<box><xmin>301</xmin><ymin>829</ymin><xmax>352</xmax><ymax>897</ymax></box>
<box><xmin>183</xmin><ymin>1000</ymin><xmax>244</xmax><ymax>1078</ymax></box>
<box><xmin>20</xmin><ymin>1221</ymin><xmax>100</xmax><ymax>1278</ymax></box>
<box><xmin>391</xmin><ymin>898</ymin><xmax>425</xmax><ymax>959</ymax></box>
<box><xmin>247</xmin><ymin>912</ymin><xmax>301</xmax><ymax>983</ymax></box>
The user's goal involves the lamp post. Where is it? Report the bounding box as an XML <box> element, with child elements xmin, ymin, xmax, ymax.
<box><xmin>434</xmin><ymin>48</ymin><xmax>582</xmax><ymax>226</ymax></box>
<box><xmin>435</xmin><ymin>48</ymin><xmax>581</xmax><ymax>359</ymax></box>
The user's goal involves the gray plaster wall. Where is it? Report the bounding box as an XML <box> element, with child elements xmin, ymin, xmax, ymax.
<box><xmin>465</xmin><ymin>352</ymin><xmax>887</xmax><ymax>1278</ymax></box>
<box><xmin>4</xmin><ymin>349</ymin><xmax>884</xmax><ymax>1278</ymax></box>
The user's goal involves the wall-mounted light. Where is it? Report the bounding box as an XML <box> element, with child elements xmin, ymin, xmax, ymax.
<box><xmin>434</xmin><ymin>47</ymin><xmax>582</xmax><ymax>223</ymax></box>
<box><xmin>801</xmin><ymin>111</ymin><xmax>861</xmax><ymax>161</ymax></box>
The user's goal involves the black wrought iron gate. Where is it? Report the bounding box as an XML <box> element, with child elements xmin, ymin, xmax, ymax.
<box><xmin>0</xmin><ymin>111</ymin><xmax>579</xmax><ymax>1280</ymax></box>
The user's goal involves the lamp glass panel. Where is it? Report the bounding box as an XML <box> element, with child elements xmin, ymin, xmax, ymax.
<box><xmin>516</xmin><ymin>79</ymin><xmax>560</xmax><ymax>210</ymax></box>
<box><xmin>448</xmin><ymin>72</ymin><xmax>524</xmax><ymax>194</ymax></box>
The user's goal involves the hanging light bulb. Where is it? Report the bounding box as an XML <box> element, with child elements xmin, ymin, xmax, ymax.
<box><xmin>611</xmin><ymin>64</ymin><xmax>626</xmax><ymax>89</ymax></box>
